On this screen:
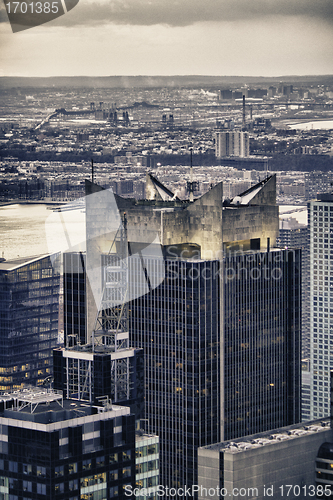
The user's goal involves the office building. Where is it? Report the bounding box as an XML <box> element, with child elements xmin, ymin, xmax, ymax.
<box><xmin>277</xmin><ymin>217</ymin><xmax>311</xmax><ymax>422</ymax></box>
<box><xmin>81</xmin><ymin>174</ymin><xmax>301</xmax><ymax>489</ymax></box>
<box><xmin>302</xmin><ymin>359</ymin><xmax>311</xmax><ymax>422</ymax></box>
<box><xmin>198</xmin><ymin>418</ymin><xmax>332</xmax><ymax>500</ymax></box>
<box><xmin>135</xmin><ymin>433</ymin><xmax>160</xmax><ymax>498</ymax></box>
<box><xmin>129</xmin><ymin>246</ymin><xmax>300</xmax><ymax>487</ymax></box>
<box><xmin>198</xmin><ymin>370</ymin><xmax>333</xmax><ymax>499</ymax></box>
<box><xmin>215</xmin><ymin>131</ymin><xmax>249</xmax><ymax>158</ymax></box>
<box><xmin>309</xmin><ymin>194</ymin><xmax>333</xmax><ymax>420</ymax></box>
<box><xmin>63</xmin><ymin>251</ymin><xmax>86</xmax><ymax>347</ymax></box>
<box><xmin>53</xmin><ymin>344</ymin><xmax>144</xmax><ymax>418</ymax></box>
<box><xmin>0</xmin><ymin>254</ymin><xmax>60</xmax><ymax>392</ymax></box>
<box><xmin>316</xmin><ymin>442</ymin><xmax>333</xmax><ymax>495</ymax></box>
<box><xmin>0</xmin><ymin>387</ymin><xmax>136</xmax><ymax>500</ymax></box>
<box><xmin>277</xmin><ymin>219</ymin><xmax>309</xmax><ymax>357</ymax></box>
<box><xmin>57</xmin><ymin>231</ymin><xmax>144</xmax><ymax>417</ymax></box>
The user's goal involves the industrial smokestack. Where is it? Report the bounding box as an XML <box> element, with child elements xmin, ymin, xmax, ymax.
<box><xmin>242</xmin><ymin>95</ymin><xmax>246</xmax><ymax>128</ymax></box>
<box><xmin>190</xmin><ymin>149</ymin><xmax>194</xmax><ymax>203</ymax></box>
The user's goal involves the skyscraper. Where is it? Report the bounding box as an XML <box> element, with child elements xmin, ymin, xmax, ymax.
<box><xmin>63</xmin><ymin>251</ymin><xmax>86</xmax><ymax>348</ymax></box>
<box><xmin>0</xmin><ymin>254</ymin><xmax>60</xmax><ymax>392</ymax></box>
<box><xmin>309</xmin><ymin>193</ymin><xmax>333</xmax><ymax>419</ymax></box>
<box><xmin>80</xmin><ymin>174</ymin><xmax>301</xmax><ymax>489</ymax></box>
<box><xmin>215</xmin><ymin>131</ymin><xmax>249</xmax><ymax>158</ymax></box>
<box><xmin>277</xmin><ymin>219</ymin><xmax>309</xmax><ymax>357</ymax></box>
<box><xmin>276</xmin><ymin>217</ymin><xmax>310</xmax><ymax>422</ymax></box>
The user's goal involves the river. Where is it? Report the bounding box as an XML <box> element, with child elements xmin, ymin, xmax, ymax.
<box><xmin>0</xmin><ymin>203</ymin><xmax>85</xmax><ymax>261</ymax></box>
<box><xmin>289</xmin><ymin>120</ymin><xmax>333</xmax><ymax>131</ymax></box>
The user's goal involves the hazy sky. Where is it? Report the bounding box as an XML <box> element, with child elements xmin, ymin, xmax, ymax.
<box><xmin>1</xmin><ymin>0</ymin><xmax>333</xmax><ymax>77</ymax></box>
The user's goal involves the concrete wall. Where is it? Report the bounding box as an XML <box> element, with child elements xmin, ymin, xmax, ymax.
<box><xmin>198</xmin><ymin>427</ymin><xmax>332</xmax><ymax>500</ymax></box>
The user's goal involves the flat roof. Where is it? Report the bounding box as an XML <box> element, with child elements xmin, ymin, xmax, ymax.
<box><xmin>200</xmin><ymin>418</ymin><xmax>331</xmax><ymax>454</ymax></box>
<box><xmin>1</xmin><ymin>390</ymin><xmax>130</xmax><ymax>425</ymax></box>
<box><xmin>135</xmin><ymin>432</ymin><xmax>159</xmax><ymax>445</ymax></box>
<box><xmin>0</xmin><ymin>254</ymin><xmax>51</xmax><ymax>271</ymax></box>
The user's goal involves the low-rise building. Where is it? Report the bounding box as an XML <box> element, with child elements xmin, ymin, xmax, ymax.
<box><xmin>0</xmin><ymin>387</ymin><xmax>136</xmax><ymax>499</ymax></box>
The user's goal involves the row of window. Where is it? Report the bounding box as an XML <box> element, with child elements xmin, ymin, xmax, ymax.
<box><xmin>136</xmin><ymin>444</ymin><xmax>159</xmax><ymax>457</ymax></box>
<box><xmin>135</xmin><ymin>460</ymin><xmax>158</xmax><ymax>473</ymax></box>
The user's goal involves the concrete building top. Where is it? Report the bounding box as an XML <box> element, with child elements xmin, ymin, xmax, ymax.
<box><xmin>135</xmin><ymin>432</ymin><xmax>159</xmax><ymax>445</ymax></box>
<box><xmin>0</xmin><ymin>388</ymin><xmax>130</xmax><ymax>426</ymax></box>
<box><xmin>201</xmin><ymin>419</ymin><xmax>331</xmax><ymax>454</ymax></box>
<box><xmin>0</xmin><ymin>254</ymin><xmax>51</xmax><ymax>271</ymax></box>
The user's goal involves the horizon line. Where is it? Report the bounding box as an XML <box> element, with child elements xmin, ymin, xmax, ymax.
<box><xmin>1</xmin><ymin>73</ymin><xmax>333</xmax><ymax>79</ymax></box>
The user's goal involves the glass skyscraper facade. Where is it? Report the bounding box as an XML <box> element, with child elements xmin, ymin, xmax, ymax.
<box><xmin>63</xmin><ymin>252</ymin><xmax>86</xmax><ymax>348</ymax></box>
<box><xmin>224</xmin><ymin>249</ymin><xmax>301</xmax><ymax>439</ymax></box>
<box><xmin>129</xmin><ymin>248</ymin><xmax>301</xmax><ymax>488</ymax></box>
<box><xmin>277</xmin><ymin>222</ymin><xmax>311</xmax><ymax>422</ymax></box>
<box><xmin>309</xmin><ymin>194</ymin><xmax>333</xmax><ymax>419</ymax></box>
<box><xmin>130</xmin><ymin>257</ymin><xmax>220</xmax><ymax>488</ymax></box>
<box><xmin>0</xmin><ymin>254</ymin><xmax>60</xmax><ymax>392</ymax></box>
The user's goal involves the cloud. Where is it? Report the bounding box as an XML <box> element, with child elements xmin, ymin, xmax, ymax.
<box><xmin>47</xmin><ymin>0</ymin><xmax>333</xmax><ymax>27</ymax></box>
<box><xmin>2</xmin><ymin>0</ymin><xmax>333</xmax><ymax>28</ymax></box>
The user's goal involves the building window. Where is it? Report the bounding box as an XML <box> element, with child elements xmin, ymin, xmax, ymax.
<box><xmin>69</xmin><ymin>463</ymin><xmax>77</xmax><ymax>474</ymax></box>
<box><xmin>136</xmin><ymin>446</ymin><xmax>147</xmax><ymax>458</ymax></box>
<box><xmin>109</xmin><ymin>470</ymin><xmax>118</xmax><ymax>481</ymax></box>
<box><xmin>22</xmin><ymin>464</ymin><xmax>32</xmax><ymax>475</ymax></box>
<box><xmin>148</xmin><ymin>444</ymin><xmax>158</xmax><ymax>455</ymax></box>
<box><xmin>148</xmin><ymin>476</ymin><xmax>157</xmax><ymax>487</ymax></box>
<box><xmin>122</xmin><ymin>467</ymin><xmax>131</xmax><ymax>478</ymax></box>
<box><xmin>82</xmin><ymin>459</ymin><xmax>91</xmax><ymax>471</ymax></box>
<box><xmin>148</xmin><ymin>460</ymin><xmax>158</xmax><ymax>471</ymax></box>
<box><xmin>8</xmin><ymin>462</ymin><xmax>18</xmax><ymax>473</ymax></box>
<box><xmin>80</xmin><ymin>473</ymin><xmax>106</xmax><ymax>488</ymax></box>
<box><xmin>23</xmin><ymin>481</ymin><xmax>32</xmax><ymax>492</ymax></box>
<box><xmin>110</xmin><ymin>487</ymin><xmax>119</xmax><ymax>498</ymax></box>
<box><xmin>136</xmin><ymin>463</ymin><xmax>147</xmax><ymax>474</ymax></box>
<box><xmin>109</xmin><ymin>453</ymin><xmax>118</xmax><ymax>464</ymax></box>
<box><xmin>55</xmin><ymin>466</ymin><xmax>64</xmax><ymax>477</ymax></box>
<box><xmin>55</xmin><ymin>483</ymin><xmax>64</xmax><ymax>494</ymax></box>
<box><xmin>37</xmin><ymin>466</ymin><xmax>46</xmax><ymax>477</ymax></box>
<box><xmin>69</xmin><ymin>479</ymin><xmax>78</xmax><ymax>491</ymax></box>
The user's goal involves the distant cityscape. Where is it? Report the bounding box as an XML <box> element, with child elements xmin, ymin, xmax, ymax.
<box><xmin>1</xmin><ymin>75</ymin><xmax>333</xmax><ymax>205</ymax></box>
<box><xmin>1</xmin><ymin>75</ymin><xmax>333</xmax><ymax>499</ymax></box>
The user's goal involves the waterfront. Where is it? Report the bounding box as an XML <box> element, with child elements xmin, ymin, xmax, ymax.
<box><xmin>0</xmin><ymin>203</ymin><xmax>85</xmax><ymax>260</ymax></box>
<box><xmin>289</xmin><ymin>120</ymin><xmax>333</xmax><ymax>130</ymax></box>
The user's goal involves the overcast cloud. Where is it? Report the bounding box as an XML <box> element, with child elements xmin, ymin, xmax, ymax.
<box><xmin>0</xmin><ymin>0</ymin><xmax>332</xmax><ymax>77</ymax></box>
<box><xmin>1</xmin><ymin>0</ymin><xmax>333</xmax><ymax>27</ymax></box>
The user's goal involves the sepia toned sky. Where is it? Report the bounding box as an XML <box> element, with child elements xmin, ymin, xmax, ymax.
<box><xmin>0</xmin><ymin>0</ymin><xmax>333</xmax><ymax>77</ymax></box>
